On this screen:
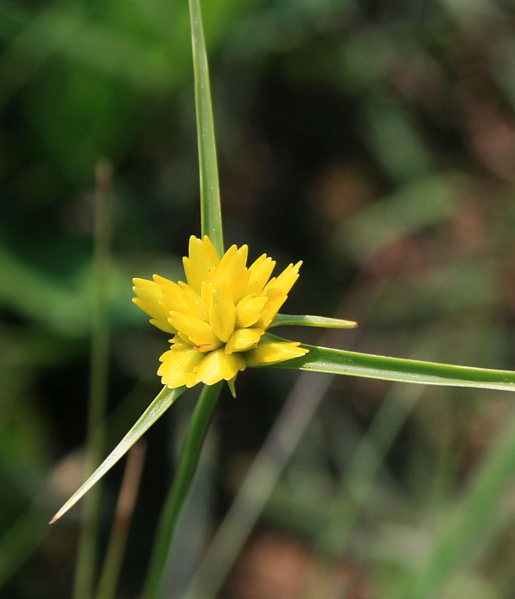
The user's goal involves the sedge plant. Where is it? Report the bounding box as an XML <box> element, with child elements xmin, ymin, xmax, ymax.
<box><xmin>50</xmin><ymin>1</ymin><xmax>515</xmax><ymax>598</ymax></box>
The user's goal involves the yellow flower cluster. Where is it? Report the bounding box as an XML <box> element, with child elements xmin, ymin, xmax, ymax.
<box><xmin>133</xmin><ymin>236</ymin><xmax>308</xmax><ymax>394</ymax></box>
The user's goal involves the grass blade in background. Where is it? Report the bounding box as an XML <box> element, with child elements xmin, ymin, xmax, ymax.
<box><xmin>73</xmin><ymin>162</ymin><xmax>113</xmax><ymax>599</ymax></box>
<box><xmin>189</xmin><ymin>0</ymin><xmax>223</xmax><ymax>254</ymax></box>
<box><xmin>142</xmin><ymin>382</ymin><xmax>222</xmax><ymax>599</ymax></box>
<box><xmin>96</xmin><ymin>443</ymin><xmax>146</xmax><ymax>599</ymax></box>
<box><xmin>50</xmin><ymin>386</ymin><xmax>186</xmax><ymax>524</ymax></box>
<box><xmin>403</xmin><ymin>403</ymin><xmax>515</xmax><ymax>599</ymax></box>
<box><xmin>268</xmin><ymin>337</ymin><xmax>515</xmax><ymax>394</ymax></box>
<box><xmin>302</xmin><ymin>382</ymin><xmax>423</xmax><ymax>599</ymax></box>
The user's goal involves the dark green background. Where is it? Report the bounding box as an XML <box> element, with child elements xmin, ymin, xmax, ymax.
<box><xmin>2</xmin><ymin>1</ymin><xmax>515</xmax><ymax>598</ymax></box>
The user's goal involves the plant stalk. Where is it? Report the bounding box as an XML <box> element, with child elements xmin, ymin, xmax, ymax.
<box><xmin>142</xmin><ymin>382</ymin><xmax>223</xmax><ymax>599</ymax></box>
<box><xmin>143</xmin><ymin>0</ymin><xmax>225</xmax><ymax>595</ymax></box>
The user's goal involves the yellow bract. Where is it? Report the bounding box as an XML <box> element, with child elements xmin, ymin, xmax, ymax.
<box><xmin>133</xmin><ymin>235</ymin><xmax>308</xmax><ymax>395</ymax></box>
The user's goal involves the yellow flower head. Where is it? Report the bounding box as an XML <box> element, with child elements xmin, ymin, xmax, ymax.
<box><xmin>133</xmin><ymin>235</ymin><xmax>308</xmax><ymax>394</ymax></box>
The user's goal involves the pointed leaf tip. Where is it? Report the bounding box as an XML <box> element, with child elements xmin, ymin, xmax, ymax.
<box><xmin>50</xmin><ymin>386</ymin><xmax>186</xmax><ymax>523</ymax></box>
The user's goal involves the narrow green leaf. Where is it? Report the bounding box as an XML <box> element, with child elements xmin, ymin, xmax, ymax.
<box><xmin>189</xmin><ymin>0</ymin><xmax>223</xmax><ymax>255</ymax></box>
<box><xmin>50</xmin><ymin>386</ymin><xmax>185</xmax><ymax>524</ymax></box>
<box><xmin>270</xmin><ymin>314</ymin><xmax>358</xmax><ymax>329</ymax></box>
<box><xmin>265</xmin><ymin>335</ymin><xmax>515</xmax><ymax>393</ymax></box>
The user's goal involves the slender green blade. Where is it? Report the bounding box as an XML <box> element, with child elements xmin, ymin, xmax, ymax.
<box><xmin>265</xmin><ymin>335</ymin><xmax>515</xmax><ymax>393</ymax></box>
<box><xmin>270</xmin><ymin>314</ymin><xmax>358</xmax><ymax>329</ymax></box>
<box><xmin>189</xmin><ymin>0</ymin><xmax>223</xmax><ymax>255</ymax></box>
<box><xmin>50</xmin><ymin>386</ymin><xmax>185</xmax><ymax>523</ymax></box>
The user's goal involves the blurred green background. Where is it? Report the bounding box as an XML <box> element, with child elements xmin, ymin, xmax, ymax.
<box><xmin>2</xmin><ymin>1</ymin><xmax>515</xmax><ymax>598</ymax></box>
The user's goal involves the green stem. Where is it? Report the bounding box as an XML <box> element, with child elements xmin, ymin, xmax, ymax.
<box><xmin>73</xmin><ymin>161</ymin><xmax>112</xmax><ymax>599</ymax></box>
<box><xmin>189</xmin><ymin>0</ymin><xmax>223</xmax><ymax>254</ymax></box>
<box><xmin>142</xmin><ymin>382</ymin><xmax>223</xmax><ymax>599</ymax></box>
<box><xmin>139</xmin><ymin>1</ymin><xmax>225</xmax><ymax>594</ymax></box>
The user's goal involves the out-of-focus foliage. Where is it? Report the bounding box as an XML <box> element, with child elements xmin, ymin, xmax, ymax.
<box><xmin>2</xmin><ymin>0</ymin><xmax>515</xmax><ymax>598</ymax></box>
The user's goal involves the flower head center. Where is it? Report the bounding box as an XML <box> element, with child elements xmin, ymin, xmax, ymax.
<box><xmin>132</xmin><ymin>235</ymin><xmax>307</xmax><ymax>392</ymax></box>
